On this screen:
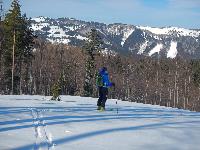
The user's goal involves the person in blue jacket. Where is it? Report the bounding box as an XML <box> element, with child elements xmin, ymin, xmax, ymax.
<box><xmin>96</xmin><ymin>67</ymin><xmax>113</xmax><ymax>111</ymax></box>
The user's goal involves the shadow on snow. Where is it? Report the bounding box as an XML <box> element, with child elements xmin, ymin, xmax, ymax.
<box><xmin>0</xmin><ymin>105</ymin><xmax>200</xmax><ymax>133</ymax></box>
<box><xmin>11</xmin><ymin>120</ymin><xmax>200</xmax><ymax>150</ymax></box>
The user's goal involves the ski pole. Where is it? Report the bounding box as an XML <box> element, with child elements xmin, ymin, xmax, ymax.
<box><xmin>113</xmin><ymin>83</ymin><xmax>118</xmax><ymax>114</ymax></box>
<box><xmin>116</xmin><ymin>100</ymin><xmax>118</xmax><ymax>114</ymax></box>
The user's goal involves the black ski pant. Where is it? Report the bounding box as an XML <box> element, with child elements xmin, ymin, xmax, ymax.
<box><xmin>97</xmin><ymin>87</ymin><xmax>108</xmax><ymax>108</ymax></box>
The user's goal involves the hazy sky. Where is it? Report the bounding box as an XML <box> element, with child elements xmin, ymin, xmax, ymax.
<box><xmin>3</xmin><ymin>0</ymin><xmax>200</xmax><ymax>29</ymax></box>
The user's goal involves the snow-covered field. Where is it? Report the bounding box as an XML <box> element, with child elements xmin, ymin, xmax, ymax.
<box><xmin>0</xmin><ymin>95</ymin><xmax>200</xmax><ymax>150</ymax></box>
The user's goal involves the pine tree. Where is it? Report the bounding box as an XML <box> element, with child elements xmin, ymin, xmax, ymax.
<box><xmin>0</xmin><ymin>21</ymin><xmax>3</xmax><ymax>89</ymax></box>
<box><xmin>191</xmin><ymin>60</ymin><xmax>200</xmax><ymax>87</ymax></box>
<box><xmin>83</xmin><ymin>29</ymin><xmax>103</xmax><ymax>97</ymax></box>
<box><xmin>0</xmin><ymin>20</ymin><xmax>3</xmax><ymax>62</ymax></box>
<box><xmin>51</xmin><ymin>82</ymin><xmax>61</xmax><ymax>101</ymax></box>
<box><xmin>2</xmin><ymin>0</ymin><xmax>35</xmax><ymax>94</ymax></box>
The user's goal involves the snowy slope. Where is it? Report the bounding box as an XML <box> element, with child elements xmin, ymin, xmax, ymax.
<box><xmin>137</xmin><ymin>41</ymin><xmax>148</xmax><ymax>55</ymax></box>
<box><xmin>149</xmin><ymin>44</ymin><xmax>163</xmax><ymax>56</ymax></box>
<box><xmin>0</xmin><ymin>95</ymin><xmax>200</xmax><ymax>150</ymax></box>
<box><xmin>167</xmin><ymin>41</ymin><xmax>178</xmax><ymax>58</ymax></box>
<box><xmin>137</xmin><ymin>26</ymin><xmax>200</xmax><ymax>37</ymax></box>
<box><xmin>30</xmin><ymin>17</ymin><xmax>200</xmax><ymax>59</ymax></box>
<box><xmin>121</xmin><ymin>28</ymin><xmax>135</xmax><ymax>46</ymax></box>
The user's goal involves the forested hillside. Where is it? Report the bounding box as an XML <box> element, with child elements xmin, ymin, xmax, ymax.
<box><xmin>0</xmin><ymin>0</ymin><xmax>200</xmax><ymax>112</ymax></box>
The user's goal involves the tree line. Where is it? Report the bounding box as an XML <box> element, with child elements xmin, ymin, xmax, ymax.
<box><xmin>17</xmin><ymin>38</ymin><xmax>200</xmax><ymax>111</ymax></box>
<box><xmin>0</xmin><ymin>0</ymin><xmax>200</xmax><ymax>112</ymax></box>
<box><xmin>0</xmin><ymin>0</ymin><xmax>35</xmax><ymax>94</ymax></box>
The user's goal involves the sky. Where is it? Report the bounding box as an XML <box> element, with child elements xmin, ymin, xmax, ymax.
<box><xmin>3</xmin><ymin>0</ymin><xmax>200</xmax><ymax>29</ymax></box>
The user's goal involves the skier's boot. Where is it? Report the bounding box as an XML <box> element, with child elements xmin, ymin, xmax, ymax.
<box><xmin>100</xmin><ymin>107</ymin><xmax>105</xmax><ymax>111</ymax></box>
<box><xmin>97</xmin><ymin>106</ymin><xmax>101</xmax><ymax>110</ymax></box>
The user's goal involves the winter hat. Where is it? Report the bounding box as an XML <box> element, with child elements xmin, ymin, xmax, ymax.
<box><xmin>102</xmin><ymin>67</ymin><xmax>107</xmax><ymax>71</ymax></box>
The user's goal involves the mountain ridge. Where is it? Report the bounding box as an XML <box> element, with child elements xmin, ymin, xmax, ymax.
<box><xmin>31</xmin><ymin>16</ymin><xmax>200</xmax><ymax>59</ymax></box>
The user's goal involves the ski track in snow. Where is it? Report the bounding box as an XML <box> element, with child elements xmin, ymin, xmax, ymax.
<box><xmin>30</xmin><ymin>108</ymin><xmax>54</xmax><ymax>150</ymax></box>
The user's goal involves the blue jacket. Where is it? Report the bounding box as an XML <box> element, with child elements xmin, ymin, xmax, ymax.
<box><xmin>99</xmin><ymin>69</ymin><xmax>112</xmax><ymax>88</ymax></box>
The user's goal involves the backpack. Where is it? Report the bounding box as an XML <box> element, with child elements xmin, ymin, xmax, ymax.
<box><xmin>96</xmin><ymin>72</ymin><xmax>103</xmax><ymax>87</ymax></box>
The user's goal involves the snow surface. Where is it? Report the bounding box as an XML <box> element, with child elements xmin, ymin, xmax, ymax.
<box><xmin>138</xmin><ymin>41</ymin><xmax>148</xmax><ymax>55</ymax></box>
<box><xmin>101</xmin><ymin>48</ymin><xmax>117</xmax><ymax>56</ymax></box>
<box><xmin>66</xmin><ymin>26</ymin><xmax>75</xmax><ymax>31</ymax></box>
<box><xmin>48</xmin><ymin>26</ymin><xmax>68</xmax><ymax>39</ymax></box>
<box><xmin>76</xmin><ymin>35</ymin><xmax>87</xmax><ymax>41</ymax></box>
<box><xmin>31</xmin><ymin>23</ymin><xmax>50</xmax><ymax>31</ymax></box>
<box><xmin>0</xmin><ymin>95</ymin><xmax>200</xmax><ymax>150</ymax></box>
<box><xmin>106</xmin><ymin>25</ymin><xmax>135</xmax><ymax>46</ymax></box>
<box><xmin>31</xmin><ymin>17</ymin><xmax>88</xmax><ymax>44</ymax></box>
<box><xmin>137</xmin><ymin>26</ymin><xmax>200</xmax><ymax>37</ymax></box>
<box><xmin>121</xmin><ymin>28</ymin><xmax>135</xmax><ymax>46</ymax></box>
<box><xmin>149</xmin><ymin>44</ymin><xmax>163</xmax><ymax>56</ymax></box>
<box><xmin>167</xmin><ymin>41</ymin><xmax>178</xmax><ymax>59</ymax></box>
<box><xmin>47</xmin><ymin>38</ymin><xmax>70</xmax><ymax>44</ymax></box>
<box><xmin>32</xmin><ymin>17</ymin><xmax>46</xmax><ymax>23</ymax></box>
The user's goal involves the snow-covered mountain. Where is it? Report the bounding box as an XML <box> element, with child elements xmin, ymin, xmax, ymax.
<box><xmin>31</xmin><ymin>16</ymin><xmax>200</xmax><ymax>59</ymax></box>
<box><xmin>0</xmin><ymin>95</ymin><xmax>200</xmax><ymax>150</ymax></box>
